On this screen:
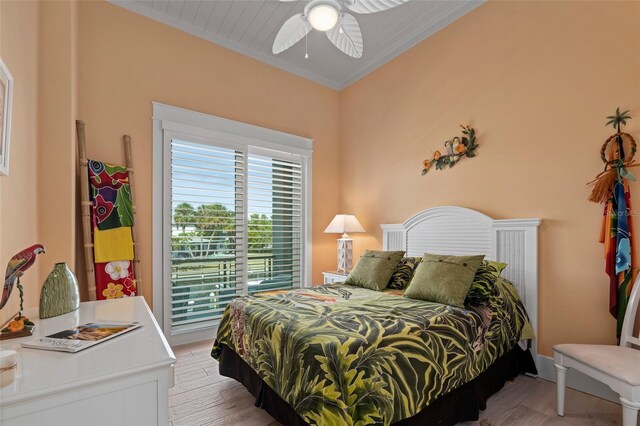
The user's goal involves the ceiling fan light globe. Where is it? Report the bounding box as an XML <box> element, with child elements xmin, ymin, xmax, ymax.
<box><xmin>308</xmin><ymin>4</ymin><xmax>339</xmax><ymax>31</ymax></box>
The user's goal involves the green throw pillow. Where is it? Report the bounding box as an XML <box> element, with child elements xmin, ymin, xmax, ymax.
<box><xmin>387</xmin><ymin>257</ymin><xmax>422</xmax><ymax>290</ymax></box>
<box><xmin>404</xmin><ymin>253</ymin><xmax>485</xmax><ymax>307</ymax></box>
<box><xmin>345</xmin><ymin>250</ymin><xmax>405</xmax><ymax>291</ymax></box>
<box><xmin>465</xmin><ymin>260</ymin><xmax>508</xmax><ymax>306</ymax></box>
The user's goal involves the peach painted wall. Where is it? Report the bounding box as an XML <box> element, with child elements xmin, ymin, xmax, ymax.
<box><xmin>339</xmin><ymin>1</ymin><xmax>640</xmax><ymax>356</ymax></box>
<box><xmin>0</xmin><ymin>1</ymin><xmax>41</xmax><ymax>325</ymax></box>
<box><xmin>75</xmin><ymin>1</ymin><xmax>341</xmax><ymax>302</ymax></box>
<box><xmin>37</xmin><ymin>0</ymin><xmax>78</xmax><ymax>289</ymax></box>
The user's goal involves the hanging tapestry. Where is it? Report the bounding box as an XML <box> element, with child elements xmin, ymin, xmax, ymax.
<box><xmin>589</xmin><ymin>108</ymin><xmax>637</xmax><ymax>336</ymax></box>
<box><xmin>599</xmin><ymin>181</ymin><xmax>636</xmax><ymax>334</ymax></box>
<box><xmin>95</xmin><ymin>261</ymin><xmax>137</xmax><ymax>300</ymax></box>
<box><xmin>93</xmin><ymin>227</ymin><xmax>134</xmax><ymax>263</ymax></box>
<box><xmin>88</xmin><ymin>160</ymin><xmax>134</xmax><ymax>230</ymax></box>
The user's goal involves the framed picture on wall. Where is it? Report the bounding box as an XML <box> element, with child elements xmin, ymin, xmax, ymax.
<box><xmin>0</xmin><ymin>57</ymin><xmax>14</xmax><ymax>176</ymax></box>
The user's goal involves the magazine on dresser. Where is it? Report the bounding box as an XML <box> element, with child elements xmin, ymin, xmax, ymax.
<box><xmin>21</xmin><ymin>321</ymin><xmax>141</xmax><ymax>353</ymax></box>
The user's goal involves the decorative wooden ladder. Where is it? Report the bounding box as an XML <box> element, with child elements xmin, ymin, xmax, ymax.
<box><xmin>75</xmin><ymin>120</ymin><xmax>141</xmax><ymax>300</ymax></box>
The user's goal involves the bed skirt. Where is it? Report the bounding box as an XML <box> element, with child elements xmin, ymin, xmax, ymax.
<box><xmin>215</xmin><ymin>344</ymin><xmax>537</xmax><ymax>426</ymax></box>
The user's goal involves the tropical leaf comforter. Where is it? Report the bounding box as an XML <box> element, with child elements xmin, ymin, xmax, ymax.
<box><xmin>211</xmin><ymin>279</ymin><xmax>531</xmax><ymax>425</ymax></box>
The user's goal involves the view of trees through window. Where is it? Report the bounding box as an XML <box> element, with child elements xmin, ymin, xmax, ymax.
<box><xmin>172</xmin><ymin>203</ymin><xmax>273</xmax><ymax>258</ymax></box>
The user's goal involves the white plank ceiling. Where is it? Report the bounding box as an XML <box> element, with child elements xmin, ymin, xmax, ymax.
<box><xmin>109</xmin><ymin>0</ymin><xmax>484</xmax><ymax>89</ymax></box>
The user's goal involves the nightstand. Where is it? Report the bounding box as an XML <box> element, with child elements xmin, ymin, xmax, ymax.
<box><xmin>322</xmin><ymin>271</ymin><xmax>349</xmax><ymax>284</ymax></box>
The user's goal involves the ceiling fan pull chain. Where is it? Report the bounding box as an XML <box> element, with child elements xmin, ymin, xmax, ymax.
<box><xmin>305</xmin><ymin>29</ymin><xmax>309</xmax><ymax>59</ymax></box>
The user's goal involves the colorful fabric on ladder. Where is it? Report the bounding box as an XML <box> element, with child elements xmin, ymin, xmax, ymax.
<box><xmin>600</xmin><ymin>180</ymin><xmax>637</xmax><ymax>335</ymax></box>
<box><xmin>95</xmin><ymin>261</ymin><xmax>136</xmax><ymax>300</ymax></box>
<box><xmin>93</xmin><ymin>227</ymin><xmax>134</xmax><ymax>263</ymax></box>
<box><xmin>88</xmin><ymin>160</ymin><xmax>134</xmax><ymax>230</ymax></box>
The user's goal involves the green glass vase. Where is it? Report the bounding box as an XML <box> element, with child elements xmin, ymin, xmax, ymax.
<box><xmin>39</xmin><ymin>262</ymin><xmax>80</xmax><ymax>319</ymax></box>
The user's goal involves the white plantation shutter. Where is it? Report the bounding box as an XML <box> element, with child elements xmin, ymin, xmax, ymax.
<box><xmin>247</xmin><ymin>151</ymin><xmax>303</xmax><ymax>293</ymax></box>
<box><xmin>170</xmin><ymin>140</ymin><xmax>246</xmax><ymax>331</ymax></box>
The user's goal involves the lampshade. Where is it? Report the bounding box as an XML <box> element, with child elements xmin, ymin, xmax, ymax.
<box><xmin>324</xmin><ymin>214</ymin><xmax>365</xmax><ymax>234</ymax></box>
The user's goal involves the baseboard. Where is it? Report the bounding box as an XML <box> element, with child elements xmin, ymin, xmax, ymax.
<box><xmin>168</xmin><ymin>326</ymin><xmax>218</xmax><ymax>347</ymax></box>
<box><xmin>536</xmin><ymin>355</ymin><xmax>620</xmax><ymax>404</ymax></box>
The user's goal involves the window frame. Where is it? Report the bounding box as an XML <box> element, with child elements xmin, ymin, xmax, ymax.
<box><xmin>152</xmin><ymin>103</ymin><xmax>313</xmax><ymax>345</ymax></box>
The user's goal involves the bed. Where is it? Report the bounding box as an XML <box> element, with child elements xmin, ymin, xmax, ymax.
<box><xmin>211</xmin><ymin>206</ymin><xmax>542</xmax><ymax>425</ymax></box>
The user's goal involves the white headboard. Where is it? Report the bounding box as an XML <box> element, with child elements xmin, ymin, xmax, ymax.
<box><xmin>381</xmin><ymin>206</ymin><xmax>541</xmax><ymax>362</ymax></box>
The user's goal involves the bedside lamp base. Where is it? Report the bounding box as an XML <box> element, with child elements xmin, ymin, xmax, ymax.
<box><xmin>337</xmin><ymin>233</ymin><xmax>353</xmax><ymax>274</ymax></box>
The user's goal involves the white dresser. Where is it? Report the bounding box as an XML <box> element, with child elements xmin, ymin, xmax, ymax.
<box><xmin>0</xmin><ymin>297</ymin><xmax>175</xmax><ymax>425</ymax></box>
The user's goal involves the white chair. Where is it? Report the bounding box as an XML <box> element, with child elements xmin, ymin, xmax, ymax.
<box><xmin>554</xmin><ymin>275</ymin><xmax>640</xmax><ymax>426</ymax></box>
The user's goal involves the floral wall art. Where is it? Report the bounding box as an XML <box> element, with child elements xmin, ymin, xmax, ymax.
<box><xmin>422</xmin><ymin>125</ymin><xmax>478</xmax><ymax>175</ymax></box>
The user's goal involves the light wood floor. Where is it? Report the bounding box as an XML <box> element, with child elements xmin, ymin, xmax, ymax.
<box><xmin>169</xmin><ymin>340</ymin><xmax>626</xmax><ymax>426</ymax></box>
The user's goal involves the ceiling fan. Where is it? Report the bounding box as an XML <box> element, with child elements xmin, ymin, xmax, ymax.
<box><xmin>272</xmin><ymin>0</ymin><xmax>409</xmax><ymax>59</ymax></box>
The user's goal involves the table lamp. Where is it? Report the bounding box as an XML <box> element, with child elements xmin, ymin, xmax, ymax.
<box><xmin>324</xmin><ymin>214</ymin><xmax>365</xmax><ymax>274</ymax></box>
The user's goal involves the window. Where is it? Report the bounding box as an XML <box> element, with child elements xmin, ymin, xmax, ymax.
<box><xmin>153</xmin><ymin>104</ymin><xmax>312</xmax><ymax>344</ymax></box>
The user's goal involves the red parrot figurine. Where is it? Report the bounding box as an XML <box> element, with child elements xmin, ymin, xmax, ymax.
<box><xmin>1</xmin><ymin>244</ymin><xmax>46</xmax><ymax>315</ymax></box>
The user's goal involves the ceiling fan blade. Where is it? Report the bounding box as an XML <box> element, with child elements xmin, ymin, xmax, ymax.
<box><xmin>273</xmin><ymin>13</ymin><xmax>311</xmax><ymax>54</ymax></box>
<box><xmin>347</xmin><ymin>0</ymin><xmax>409</xmax><ymax>14</ymax></box>
<box><xmin>327</xmin><ymin>13</ymin><xmax>363</xmax><ymax>58</ymax></box>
